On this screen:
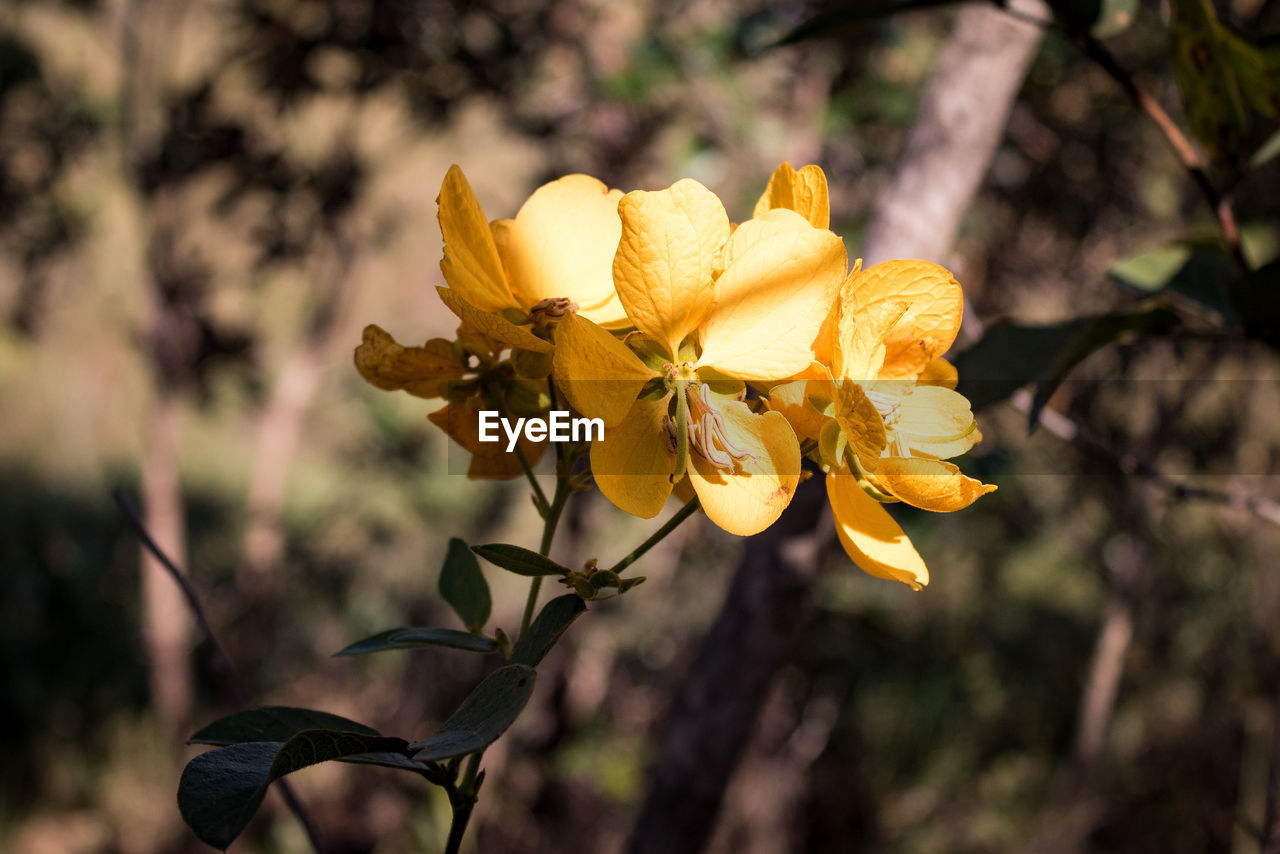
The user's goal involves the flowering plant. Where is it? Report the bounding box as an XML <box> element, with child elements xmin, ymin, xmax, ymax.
<box><xmin>176</xmin><ymin>162</ymin><xmax>993</xmax><ymax>852</ymax></box>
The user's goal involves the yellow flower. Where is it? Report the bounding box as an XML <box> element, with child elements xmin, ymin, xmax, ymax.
<box><xmin>779</xmin><ymin>259</ymin><xmax>995</xmax><ymax>589</ymax></box>
<box><xmin>552</xmin><ymin>176</ymin><xmax>848</xmax><ymax>536</ymax></box>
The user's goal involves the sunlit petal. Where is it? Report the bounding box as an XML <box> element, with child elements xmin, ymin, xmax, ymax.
<box><xmin>437</xmin><ymin>287</ymin><xmax>552</xmax><ymax>354</ymax></box>
<box><xmin>834</xmin><ymin>381</ymin><xmax>888</xmax><ymax>470</ymax></box>
<box><xmin>552</xmin><ymin>313</ymin><xmax>658</xmax><ymax>427</ymax></box>
<box><xmin>849</xmin><ymin>259</ymin><xmax>963</xmax><ymax>381</ymax></box>
<box><xmin>872</xmin><ymin>457</ymin><xmax>996</xmax><ymax>512</ymax></box>
<box><xmin>613</xmin><ymin>179</ymin><xmax>730</xmax><ymax>356</ymax></box>
<box><xmin>894</xmin><ymin>385</ymin><xmax>981</xmax><ymax>459</ymax></box>
<box><xmin>591</xmin><ymin>396</ymin><xmax>677</xmax><ymax>519</ymax></box>
<box><xmin>827</xmin><ymin>470</ymin><xmax>929</xmax><ymax>590</ymax></box>
<box><xmin>752</xmin><ymin>162</ymin><xmax>830</xmax><ymax>229</ymax></box>
<box><xmin>437</xmin><ymin>165</ymin><xmax>516</xmax><ymax>313</ymax></box>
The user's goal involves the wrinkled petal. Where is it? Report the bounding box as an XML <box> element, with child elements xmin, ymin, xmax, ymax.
<box><xmin>752</xmin><ymin>162</ymin><xmax>830</xmax><ymax>229</ymax></box>
<box><xmin>355</xmin><ymin>325</ymin><xmax>461</xmax><ymax>398</ymax></box>
<box><xmin>835</xmin><ymin>290</ymin><xmax>906</xmax><ymax>382</ymax></box>
<box><xmin>428</xmin><ymin>396</ymin><xmax>545</xmax><ymax>479</ymax></box>
<box><xmin>591</xmin><ymin>396</ymin><xmax>676</xmax><ymax>519</ymax></box>
<box><xmin>827</xmin><ymin>470</ymin><xmax>929</xmax><ymax>590</ymax></box>
<box><xmin>502</xmin><ymin>174</ymin><xmax>628</xmax><ymax>326</ymax></box>
<box><xmin>437</xmin><ymin>287</ymin><xmax>552</xmax><ymax>354</ymax></box>
<box><xmin>437</xmin><ymin>165</ymin><xmax>516</xmax><ymax>313</ymax></box>
<box><xmin>613</xmin><ymin>179</ymin><xmax>730</xmax><ymax>357</ymax></box>
<box><xmin>849</xmin><ymin>260</ymin><xmax>963</xmax><ymax>381</ymax></box>
<box><xmin>872</xmin><ymin>457</ymin><xmax>996</xmax><ymax>512</ymax></box>
<box><xmin>552</xmin><ymin>313</ymin><xmax>657</xmax><ymax>427</ymax></box>
<box><xmin>699</xmin><ymin>209</ymin><xmax>846</xmax><ymax>381</ymax></box>
<box><xmin>688</xmin><ymin>401</ymin><xmax>800</xmax><ymax>536</ymax></box>
<box><xmin>834</xmin><ymin>381</ymin><xmax>888</xmax><ymax>471</ymax></box>
<box><xmin>893</xmin><ymin>385</ymin><xmax>981</xmax><ymax>459</ymax></box>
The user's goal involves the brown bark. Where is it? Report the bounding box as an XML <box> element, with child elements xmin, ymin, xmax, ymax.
<box><xmin>139</xmin><ymin>389</ymin><xmax>193</xmax><ymax>729</ymax></box>
<box><xmin>626</xmin><ymin>4</ymin><xmax>1047</xmax><ymax>852</ymax></box>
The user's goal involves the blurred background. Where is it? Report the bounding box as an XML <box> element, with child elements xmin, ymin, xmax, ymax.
<box><xmin>2</xmin><ymin>0</ymin><xmax>1280</xmax><ymax>851</ymax></box>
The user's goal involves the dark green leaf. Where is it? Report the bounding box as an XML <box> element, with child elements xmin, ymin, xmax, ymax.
<box><xmin>410</xmin><ymin>665</ymin><xmax>537</xmax><ymax>761</ymax></box>
<box><xmin>1227</xmin><ymin>258</ymin><xmax>1280</xmax><ymax>348</ymax></box>
<box><xmin>1108</xmin><ymin>240</ymin><xmax>1237</xmax><ymax>317</ymax></box>
<box><xmin>953</xmin><ymin>307</ymin><xmax>1181</xmax><ymax>426</ymax></box>
<box><xmin>439</xmin><ymin>537</ymin><xmax>491</xmax><ymax>632</ymax></box>
<box><xmin>510</xmin><ymin>594</ymin><xmax>587</xmax><ymax>666</ymax></box>
<box><xmin>179</xmin><ymin>730</ymin><xmax>409</xmax><ymax>850</ymax></box>
<box><xmin>471</xmin><ymin>543</ymin><xmax>570</xmax><ymax>577</ymax></box>
<box><xmin>190</xmin><ymin>706</ymin><xmax>379</xmax><ymax>745</ymax></box>
<box><xmin>772</xmin><ymin>0</ymin><xmax>964</xmax><ymax>47</ymax></box>
<box><xmin>335</xmin><ymin>627</ymin><xmax>499</xmax><ymax>656</ymax></box>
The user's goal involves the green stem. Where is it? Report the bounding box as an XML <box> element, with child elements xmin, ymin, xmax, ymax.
<box><xmin>514</xmin><ymin>442</ymin><xmax>549</xmax><ymax>514</ymax></box>
<box><xmin>607</xmin><ymin>497</ymin><xmax>700</xmax><ymax>575</ymax></box>
<box><xmin>671</xmin><ymin>382</ymin><xmax>690</xmax><ymax>482</ymax></box>
<box><xmin>520</xmin><ymin>474</ymin><xmax>570</xmax><ymax>638</ymax></box>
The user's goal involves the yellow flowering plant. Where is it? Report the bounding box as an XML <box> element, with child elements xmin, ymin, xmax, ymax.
<box><xmin>176</xmin><ymin>162</ymin><xmax>994</xmax><ymax>854</ymax></box>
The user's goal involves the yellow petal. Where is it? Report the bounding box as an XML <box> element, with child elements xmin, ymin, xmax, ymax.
<box><xmin>826</xmin><ymin>471</ymin><xmax>929</xmax><ymax>590</ymax></box>
<box><xmin>849</xmin><ymin>260</ymin><xmax>963</xmax><ymax>381</ymax></box>
<box><xmin>752</xmin><ymin>162</ymin><xmax>830</xmax><ymax>229</ymax></box>
<box><xmin>437</xmin><ymin>165</ymin><xmax>516</xmax><ymax>313</ymax></box>
<box><xmin>763</xmin><ymin>379</ymin><xmax>826</xmax><ymax>442</ymax></box>
<box><xmin>590</xmin><ymin>396</ymin><xmax>676</xmax><ymax>519</ymax></box>
<box><xmin>688</xmin><ymin>401</ymin><xmax>800</xmax><ymax>536</ymax></box>
<box><xmin>437</xmin><ymin>287</ymin><xmax>552</xmax><ymax>354</ymax></box>
<box><xmin>872</xmin><ymin>458</ymin><xmax>996</xmax><ymax>512</ymax></box>
<box><xmin>354</xmin><ymin>325</ymin><xmax>461</xmax><ymax>398</ymax></box>
<box><xmin>893</xmin><ymin>385</ymin><xmax>981</xmax><ymax>459</ymax></box>
<box><xmin>613</xmin><ymin>179</ymin><xmax>730</xmax><ymax>357</ymax></box>
<box><xmin>491</xmin><ymin>218</ymin><xmax>513</xmax><ymax>261</ymax></box>
<box><xmin>834</xmin><ymin>381</ymin><xmax>888</xmax><ymax>471</ymax></box>
<box><xmin>834</xmin><ymin>275</ymin><xmax>905</xmax><ymax>382</ymax></box>
<box><xmin>698</xmin><ymin>209</ymin><xmax>846</xmax><ymax>380</ymax></box>
<box><xmin>918</xmin><ymin>356</ymin><xmax>958</xmax><ymax>389</ymax></box>
<box><xmin>551</xmin><ymin>313</ymin><xmax>657</xmax><ymax>427</ymax></box>
<box><xmin>502</xmin><ymin>174</ymin><xmax>629</xmax><ymax>326</ymax></box>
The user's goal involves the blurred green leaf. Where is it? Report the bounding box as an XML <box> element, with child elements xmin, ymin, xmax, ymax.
<box><xmin>1227</xmin><ymin>258</ymin><xmax>1280</xmax><ymax>348</ymax></box>
<box><xmin>1108</xmin><ymin>239</ymin><xmax>1237</xmax><ymax>316</ymax></box>
<box><xmin>190</xmin><ymin>707</ymin><xmax>378</xmax><ymax>745</ymax></box>
<box><xmin>439</xmin><ymin>537</ymin><xmax>491</xmax><ymax>632</ymax></box>
<box><xmin>772</xmin><ymin>0</ymin><xmax>964</xmax><ymax>47</ymax></box>
<box><xmin>510</xmin><ymin>594</ymin><xmax>588</xmax><ymax>666</ymax></box>
<box><xmin>954</xmin><ymin>307</ymin><xmax>1181</xmax><ymax>427</ymax></box>
<box><xmin>472</xmin><ymin>543</ymin><xmax>570</xmax><ymax>577</ymax></box>
<box><xmin>335</xmin><ymin>627</ymin><xmax>499</xmax><ymax>657</ymax></box>
<box><xmin>1170</xmin><ymin>0</ymin><xmax>1279</xmax><ymax>165</ymax></box>
<box><xmin>410</xmin><ymin>664</ymin><xmax>537</xmax><ymax>761</ymax></box>
<box><xmin>179</xmin><ymin>730</ymin><xmax>410</xmax><ymax>850</ymax></box>
<box><xmin>1091</xmin><ymin>0</ymin><xmax>1136</xmax><ymax>38</ymax></box>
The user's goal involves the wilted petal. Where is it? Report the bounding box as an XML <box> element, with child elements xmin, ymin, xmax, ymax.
<box><xmin>428</xmin><ymin>396</ymin><xmax>545</xmax><ymax>480</ymax></box>
<box><xmin>354</xmin><ymin>325</ymin><xmax>461</xmax><ymax>398</ymax></box>
<box><xmin>873</xmin><ymin>457</ymin><xmax>996</xmax><ymax>512</ymax></box>
<box><xmin>613</xmin><ymin>179</ymin><xmax>730</xmax><ymax>357</ymax></box>
<box><xmin>591</xmin><ymin>396</ymin><xmax>677</xmax><ymax>519</ymax></box>
<box><xmin>826</xmin><ymin>470</ymin><xmax>929</xmax><ymax>590</ymax></box>
<box><xmin>699</xmin><ymin>209</ymin><xmax>846</xmax><ymax>381</ymax></box>
<box><xmin>552</xmin><ymin>313</ymin><xmax>657</xmax><ymax>427</ymax></box>
<box><xmin>502</xmin><ymin>174</ymin><xmax>628</xmax><ymax>326</ymax></box>
<box><xmin>849</xmin><ymin>260</ymin><xmax>963</xmax><ymax>381</ymax></box>
<box><xmin>437</xmin><ymin>287</ymin><xmax>552</xmax><ymax>354</ymax></box>
<box><xmin>437</xmin><ymin>165</ymin><xmax>516</xmax><ymax>313</ymax></box>
<box><xmin>752</xmin><ymin>162</ymin><xmax>830</xmax><ymax>229</ymax></box>
<box><xmin>688</xmin><ymin>401</ymin><xmax>801</xmax><ymax>536</ymax></box>
<box><xmin>834</xmin><ymin>381</ymin><xmax>888</xmax><ymax>471</ymax></box>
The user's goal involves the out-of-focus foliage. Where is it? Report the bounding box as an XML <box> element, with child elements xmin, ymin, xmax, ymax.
<box><xmin>2</xmin><ymin>0</ymin><xmax>1279</xmax><ymax>852</ymax></box>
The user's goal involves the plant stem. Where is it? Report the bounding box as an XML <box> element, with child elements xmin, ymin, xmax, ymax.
<box><xmin>520</xmin><ymin>473</ymin><xmax>570</xmax><ymax>638</ymax></box>
<box><xmin>443</xmin><ymin>796</ymin><xmax>476</xmax><ymax>854</ymax></box>
<box><xmin>608</xmin><ymin>497</ymin><xmax>700</xmax><ymax>575</ymax></box>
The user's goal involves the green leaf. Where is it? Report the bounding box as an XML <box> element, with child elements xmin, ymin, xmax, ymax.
<box><xmin>771</xmin><ymin>0</ymin><xmax>964</xmax><ymax>47</ymax></box>
<box><xmin>439</xmin><ymin>537</ymin><xmax>491</xmax><ymax>632</ymax></box>
<box><xmin>335</xmin><ymin>627</ymin><xmax>499</xmax><ymax>656</ymax></box>
<box><xmin>190</xmin><ymin>707</ymin><xmax>379</xmax><ymax>745</ymax></box>
<box><xmin>953</xmin><ymin>307</ymin><xmax>1181</xmax><ymax>426</ymax></box>
<box><xmin>1108</xmin><ymin>240</ymin><xmax>1237</xmax><ymax>317</ymax></box>
<box><xmin>1170</xmin><ymin>0</ymin><xmax>1279</xmax><ymax>165</ymax></box>
<box><xmin>179</xmin><ymin>730</ymin><xmax>410</xmax><ymax>850</ymax></box>
<box><xmin>471</xmin><ymin>543</ymin><xmax>570</xmax><ymax>577</ymax></box>
<box><xmin>1227</xmin><ymin>258</ymin><xmax>1280</xmax><ymax>348</ymax></box>
<box><xmin>510</xmin><ymin>594</ymin><xmax>587</xmax><ymax>666</ymax></box>
<box><xmin>410</xmin><ymin>664</ymin><xmax>537</xmax><ymax>761</ymax></box>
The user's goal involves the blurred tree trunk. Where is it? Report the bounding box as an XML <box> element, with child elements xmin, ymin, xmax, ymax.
<box><xmin>625</xmin><ymin>4</ymin><xmax>1047</xmax><ymax>852</ymax></box>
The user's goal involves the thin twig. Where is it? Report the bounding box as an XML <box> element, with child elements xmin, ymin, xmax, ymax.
<box><xmin>113</xmin><ymin>488</ymin><xmax>328</xmax><ymax>854</ymax></box>
<box><xmin>1009</xmin><ymin>391</ymin><xmax>1280</xmax><ymax>527</ymax></box>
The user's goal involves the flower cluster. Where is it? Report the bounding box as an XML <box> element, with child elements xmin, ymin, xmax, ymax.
<box><xmin>356</xmin><ymin>163</ymin><xmax>994</xmax><ymax>589</ymax></box>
